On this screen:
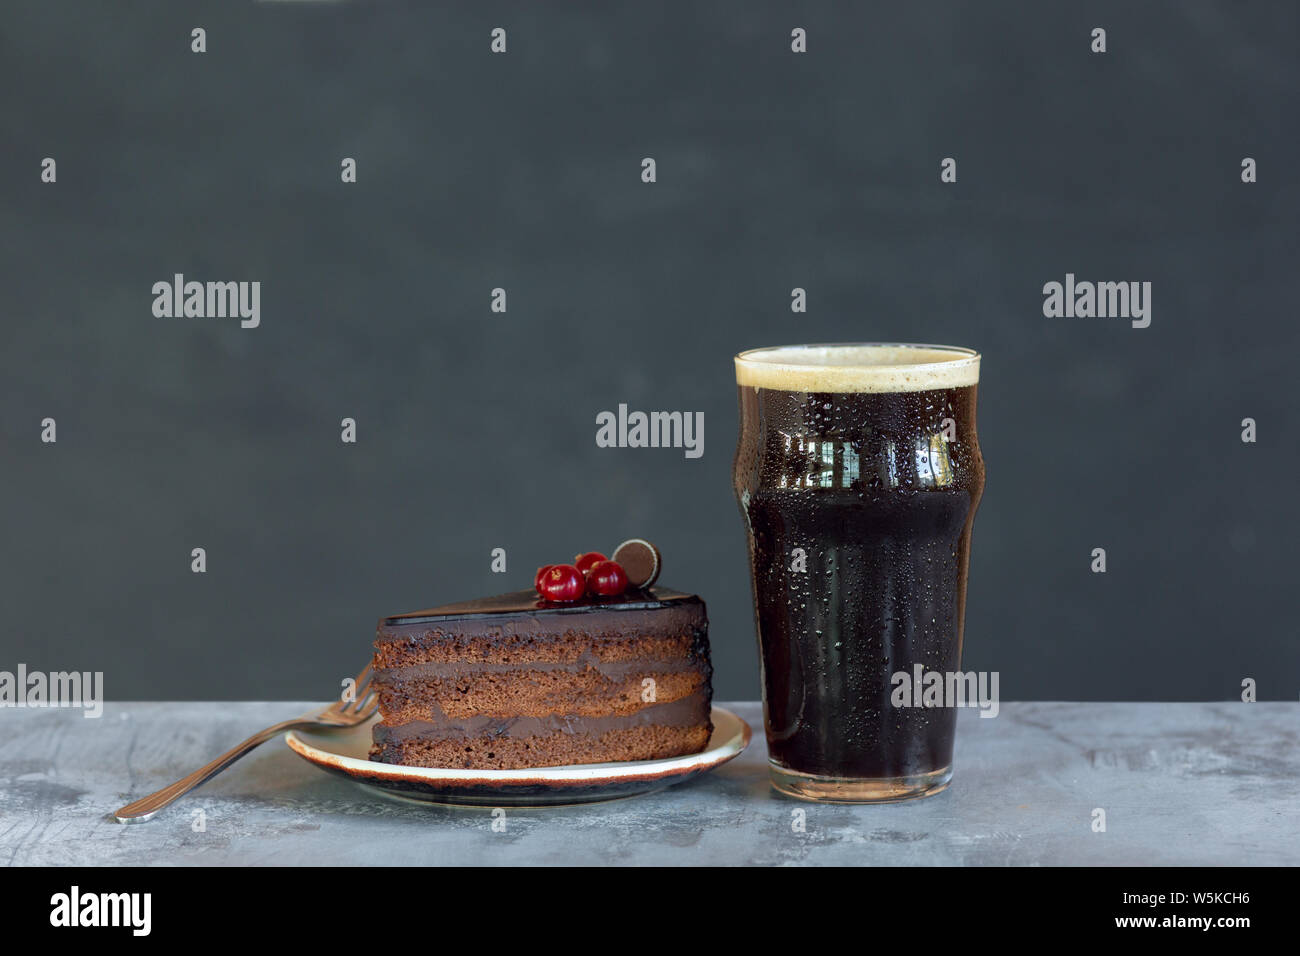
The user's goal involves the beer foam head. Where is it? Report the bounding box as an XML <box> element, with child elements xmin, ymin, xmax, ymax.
<box><xmin>734</xmin><ymin>343</ymin><xmax>980</xmax><ymax>393</ymax></box>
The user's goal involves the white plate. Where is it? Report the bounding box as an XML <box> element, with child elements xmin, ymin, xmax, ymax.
<box><xmin>285</xmin><ymin>706</ymin><xmax>751</xmax><ymax>806</ymax></box>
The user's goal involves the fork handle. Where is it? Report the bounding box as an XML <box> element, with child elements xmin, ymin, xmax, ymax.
<box><xmin>113</xmin><ymin>718</ymin><xmax>307</xmax><ymax>824</ymax></box>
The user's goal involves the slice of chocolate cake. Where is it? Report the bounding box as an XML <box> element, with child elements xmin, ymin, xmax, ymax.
<box><xmin>370</xmin><ymin>587</ymin><xmax>713</xmax><ymax>770</ymax></box>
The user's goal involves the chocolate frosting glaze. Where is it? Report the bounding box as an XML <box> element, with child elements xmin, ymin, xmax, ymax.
<box><xmin>377</xmin><ymin>586</ymin><xmax>704</xmax><ymax>643</ymax></box>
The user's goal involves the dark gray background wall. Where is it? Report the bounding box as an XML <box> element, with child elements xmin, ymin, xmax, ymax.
<box><xmin>2</xmin><ymin>2</ymin><xmax>1296</xmax><ymax>700</ymax></box>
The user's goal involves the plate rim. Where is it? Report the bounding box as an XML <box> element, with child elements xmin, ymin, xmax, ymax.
<box><xmin>285</xmin><ymin>704</ymin><xmax>752</xmax><ymax>787</ymax></box>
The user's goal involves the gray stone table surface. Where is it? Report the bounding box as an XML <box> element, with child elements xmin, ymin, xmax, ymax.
<box><xmin>1</xmin><ymin>702</ymin><xmax>1296</xmax><ymax>866</ymax></box>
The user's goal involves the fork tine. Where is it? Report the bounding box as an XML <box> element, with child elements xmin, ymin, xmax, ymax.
<box><xmin>332</xmin><ymin>662</ymin><xmax>374</xmax><ymax>714</ymax></box>
<box><xmin>349</xmin><ymin>675</ymin><xmax>374</xmax><ymax>710</ymax></box>
<box><xmin>349</xmin><ymin>688</ymin><xmax>377</xmax><ymax>716</ymax></box>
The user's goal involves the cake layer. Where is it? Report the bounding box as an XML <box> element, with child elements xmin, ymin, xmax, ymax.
<box><xmin>374</xmin><ymin>631</ymin><xmax>703</xmax><ymax>669</ymax></box>
<box><xmin>370</xmin><ymin>724</ymin><xmax>713</xmax><ymax>770</ymax></box>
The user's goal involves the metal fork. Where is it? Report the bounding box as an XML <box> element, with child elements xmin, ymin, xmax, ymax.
<box><xmin>113</xmin><ymin>663</ymin><xmax>377</xmax><ymax>824</ymax></box>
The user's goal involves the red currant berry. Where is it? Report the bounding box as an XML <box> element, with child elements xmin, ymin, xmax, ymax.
<box><xmin>586</xmin><ymin>560</ymin><xmax>629</xmax><ymax>597</ymax></box>
<box><xmin>539</xmin><ymin>564</ymin><xmax>585</xmax><ymax>602</ymax></box>
<box><xmin>534</xmin><ymin>565</ymin><xmax>555</xmax><ymax>596</ymax></box>
<box><xmin>574</xmin><ymin>552</ymin><xmax>607</xmax><ymax>576</ymax></box>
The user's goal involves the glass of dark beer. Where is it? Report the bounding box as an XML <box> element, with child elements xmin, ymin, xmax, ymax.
<box><xmin>733</xmin><ymin>344</ymin><xmax>985</xmax><ymax>802</ymax></box>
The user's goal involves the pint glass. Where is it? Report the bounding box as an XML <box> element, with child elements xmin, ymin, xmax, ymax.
<box><xmin>733</xmin><ymin>344</ymin><xmax>985</xmax><ymax>802</ymax></box>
